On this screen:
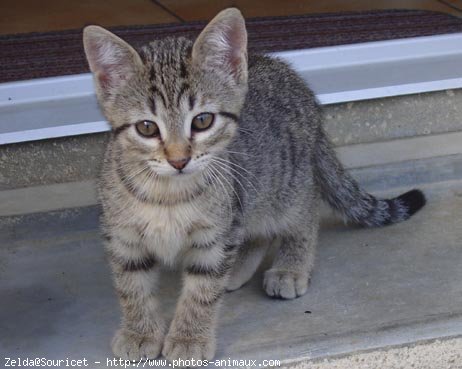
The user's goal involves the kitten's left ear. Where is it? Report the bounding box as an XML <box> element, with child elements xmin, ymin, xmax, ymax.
<box><xmin>192</xmin><ymin>8</ymin><xmax>248</xmax><ymax>86</ymax></box>
<box><xmin>83</xmin><ymin>26</ymin><xmax>143</xmax><ymax>98</ymax></box>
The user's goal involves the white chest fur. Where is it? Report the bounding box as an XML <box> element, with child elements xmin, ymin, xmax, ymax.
<box><xmin>125</xmin><ymin>198</ymin><xmax>221</xmax><ymax>265</ymax></box>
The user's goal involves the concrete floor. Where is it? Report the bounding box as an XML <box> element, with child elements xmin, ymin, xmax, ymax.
<box><xmin>0</xmin><ymin>181</ymin><xmax>461</xmax><ymax>367</ymax></box>
<box><xmin>292</xmin><ymin>337</ymin><xmax>462</xmax><ymax>369</ymax></box>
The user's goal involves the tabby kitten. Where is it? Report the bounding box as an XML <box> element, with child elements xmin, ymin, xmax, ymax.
<box><xmin>83</xmin><ymin>8</ymin><xmax>426</xmax><ymax>362</ymax></box>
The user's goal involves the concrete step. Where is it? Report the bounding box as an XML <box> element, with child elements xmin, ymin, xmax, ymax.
<box><xmin>0</xmin><ymin>179</ymin><xmax>461</xmax><ymax>366</ymax></box>
<box><xmin>1</xmin><ymin>134</ymin><xmax>461</xmax><ymax>217</ymax></box>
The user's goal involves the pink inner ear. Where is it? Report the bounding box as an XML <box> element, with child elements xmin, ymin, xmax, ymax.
<box><xmin>86</xmin><ymin>35</ymin><xmax>132</xmax><ymax>91</ymax></box>
<box><xmin>227</xmin><ymin>27</ymin><xmax>243</xmax><ymax>75</ymax></box>
<box><xmin>96</xmin><ymin>63</ymin><xmax>128</xmax><ymax>91</ymax></box>
<box><xmin>216</xmin><ymin>18</ymin><xmax>246</xmax><ymax>81</ymax></box>
<box><xmin>97</xmin><ymin>71</ymin><xmax>111</xmax><ymax>90</ymax></box>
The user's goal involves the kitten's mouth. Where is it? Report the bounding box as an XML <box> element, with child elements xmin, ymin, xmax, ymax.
<box><xmin>147</xmin><ymin>159</ymin><xmax>204</xmax><ymax>179</ymax></box>
<box><xmin>148</xmin><ymin>165</ymin><xmax>196</xmax><ymax>178</ymax></box>
<box><xmin>175</xmin><ymin>166</ymin><xmax>209</xmax><ymax>180</ymax></box>
<box><xmin>172</xmin><ymin>167</ymin><xmax>198</xmax><ymax>177</ymax></box>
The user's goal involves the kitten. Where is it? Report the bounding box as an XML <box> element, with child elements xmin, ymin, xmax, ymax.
<box><xmin>83</xmin><ymin>8</ymin><xmax>426</xmax><ymax>362</ymax></box>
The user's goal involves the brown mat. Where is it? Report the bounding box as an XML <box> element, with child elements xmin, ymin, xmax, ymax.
<box><xmin>2</xmin><ymin>9</ymin><xmax>462</xmax><ymax>83</ymax></box>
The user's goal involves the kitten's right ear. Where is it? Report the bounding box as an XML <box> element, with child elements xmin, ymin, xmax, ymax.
<box><xmin>83</xmin><ymin>26</ymin><xmax>142</xmax><ymax>97</ymax></box>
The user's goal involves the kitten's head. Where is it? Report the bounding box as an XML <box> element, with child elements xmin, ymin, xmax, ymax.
<box><xmin>83</xmin><ymin>8</ymin><xmax>247</xmax><ymax>180</ymax></box>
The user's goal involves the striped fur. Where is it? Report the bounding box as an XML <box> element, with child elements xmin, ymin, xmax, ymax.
<box><xmin>83</xmin><ymin>8</ymin><xmax>426</xmax><ymax>363</ymax></box>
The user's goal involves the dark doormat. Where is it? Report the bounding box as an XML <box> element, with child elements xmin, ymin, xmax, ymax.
<box><xmin>1</xmin><ymin>9</ymin><xmax>462</xmax><ymax>83</ymax></box>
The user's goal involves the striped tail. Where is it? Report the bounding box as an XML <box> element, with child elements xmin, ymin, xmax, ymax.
<box><xmin>313</xmin><ymin>129</ymin><xmax>426</xmax><ymax>227</ymax></box>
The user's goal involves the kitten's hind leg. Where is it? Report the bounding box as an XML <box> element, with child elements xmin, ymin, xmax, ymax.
<box><xmin>226</xmin><ymin>238</ymin><xmax>273</xmax><ymax>292</ymax></box>
<box><xmin>264</xmin><ymin>206</ymin><xmax>319</xmax><ymax>299</ymax></box>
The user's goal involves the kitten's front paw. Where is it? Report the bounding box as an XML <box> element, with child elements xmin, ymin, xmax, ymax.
<box><xmin>162</xmin><ymin>335</ymin><xmax>215</xmax><ymax>364</ymax></box>
<box><xmin>111</xmin><ymin>328</ymin><xmax>163</xmax><ymax>361</ymax></box>
<box><xmin>263</xmin><ymin>269</ymin><xmax>310</xmax><ymax>299</ymax></box>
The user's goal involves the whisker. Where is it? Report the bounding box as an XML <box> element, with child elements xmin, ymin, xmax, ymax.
<box><xmin>210</xmin><ymin>162</ymin><xmax>244</xmax><ymax>211</ymax></box>
<box><xmin>208</xmin><ymin>165</ymin><xmax>233</xmax><ymax>214</ymax></box>
<box><xmin>210</xmin><ymin>160</ymin><xmax>263</xmax><ymax>213</ymax></box>
<box><xmin>222</xmin><ymin>149</ymin><xmax>255</xmax><ymax>157</ymax></box>
<box><xmin>237</xmin><ymin>127</ymin><xmax>256</xmax><ymax>134</ymax></box>
<box><xmin>212</xmin><ymin>156</ymin><xmax>261</xmax><ymax>184</ymax></box>
<box><xmin>212</xmin><ymin>158</ymin><xmax>260</xmax><ymax>194</ymax></box>
<box><xmin>213</xmin><ymin>163</ymin><xmax>250</xmax><ymax>202</ymax></box>
<box><xmin>210</xmin><ymin>158</ymin><xmax>256</xmax><ymax>196</ymax></box>
<box><xmin>119</xmin><ymin>165</ymin><xmax>151</xmax><ymax>188</ymax></box>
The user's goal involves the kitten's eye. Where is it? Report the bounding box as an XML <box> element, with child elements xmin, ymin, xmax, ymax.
<box><xmin>135</xmin><ymin>120</ymin><xmax>160</xmax><ymax>137</ymax></box>
<box><xmin>192</xmin><ymin>113</ymin><xmax>214</xmax><ymax>132</ymax></box>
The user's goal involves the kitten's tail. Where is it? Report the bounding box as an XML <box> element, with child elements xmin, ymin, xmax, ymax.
<box><xmin>313</xmin><ymin>129</ymin><xmax>426</xmax><ymax>227</ymax></box>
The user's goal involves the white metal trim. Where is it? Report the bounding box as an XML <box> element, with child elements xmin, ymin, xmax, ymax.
<box><xmin>318</xmin><ymin>77</ymin><xmax>462</xmax><ymax>105</ymax></box>
<box><xmin>2</xmin><ymin>33</ymin><xmax>462</xmax><ymax>145</ymax></box>
<box><xmin>0</xmin><ymin>74</ymin><xmax>95</xmax><ymax>108</ymax></box>
<box><xmin>0</xmin><ymin>121</ymin><xmax>109</xmax><ymax>145</ymax></box>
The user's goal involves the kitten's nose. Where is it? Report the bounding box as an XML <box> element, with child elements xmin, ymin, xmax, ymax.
<box><xmin>167</xmin><ymin>157</ymin><xmax>191</xmax><ymax>171</ymax></box>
